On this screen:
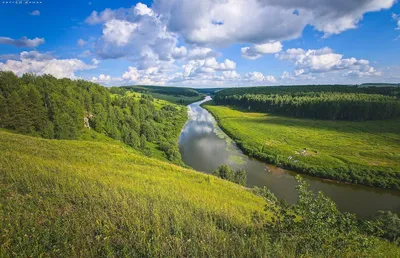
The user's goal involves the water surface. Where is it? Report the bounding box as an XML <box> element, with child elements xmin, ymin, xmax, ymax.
<box><xmin>178</xmin><ymin>97</ymin><xmax>400</xmax><ymax>218</ymax></box>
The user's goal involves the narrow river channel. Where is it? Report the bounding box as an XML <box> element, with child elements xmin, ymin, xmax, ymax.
<box><xmin>178</xmin><ymin>97</ymin><xmax>400</xmax><ymax>218</ymax></box>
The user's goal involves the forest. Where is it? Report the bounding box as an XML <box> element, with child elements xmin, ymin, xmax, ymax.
<box><xmin>122</xmin><ymin>85</ymin><xmax>201</xmax><ymax>97</ymax></box>
<box><xmin>0</xmin><ymin>71</ymin><xmax>186</xmax><ymax>164</ymax></box>
<box><xmin>214</xmin><ymin>85</ymin><xmax>400</xmax><ymax>121</ymax></box>
<box><xmin>121</xmin><ymin>85</ymin><xmax>204</xmax><ymax>105</ymax></box>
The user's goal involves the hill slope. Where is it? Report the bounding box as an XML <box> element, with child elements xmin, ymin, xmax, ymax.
<box><xmin>0</xmin><ymin>130</ymin><xmax>267</xmax><ymax>257</ymax></box>
<box><xmin>1</xmin><ymin>130</ymin><xmax>399</xmax><ymax>257</ymax></box>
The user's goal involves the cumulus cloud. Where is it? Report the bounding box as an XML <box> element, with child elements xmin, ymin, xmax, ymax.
<box><xmin>0</xmin><ymin>36</ymin><xmax>45</xmax><ymax>48</ymax></box>
<box><xmin>222</xmin><ymin>70</ymin><xmax>240</xmax><ymax>79</ymax></box>
<box><xmin>82</xmin><ymin>1</ymin><xmax>392</xmax><ymax>86</ymax></box>
<box><xmin>171</xmin><ymin>46</ymin><xmax>187</xmax><ymax>59</ymax></box>
<box><xmin>186</xmin><ymin>47</ymin><xmax>220</xmax><ymax>60</ymax></box>
<box><xmin>182</xmin><ymin>57</ymin><xmax>236</xmax><ymax>77</ymax></box>
<box><xmin>86</xmin><ymin>2</ymin><xmax>179</xmax><ymax>74</ymax></box>
<box><xmin>121</xmin><ymin>66</ymin><xmax>173</xmax><ymax>85</ymax></box>
<box><xmin>245</xmin><ymin>72</ymin><xmax>276</xmax><ymax>83</ymax></box>
<box><xmin>241</xmin><ymin>42</ymin><xmax>283</xmax><ymax>60</ymax></box>
<box><xmin>29</xmin><ymin>10</ymin><xmax>40</xmax><ymax>16</ymax></box>
<box><xmin>91</xmin><ymin>74</ymin><xmax>111</xmax><ymax>81</ymax></box>
<box><xmin>277</xmin><ymin>47</ymin><xmax>382</xmax><ymax>79</ymax></box>
<box><xmin>154</xmin><ymin>0</ymin><xmax>395</xmax><ymax>46</ymax></box>
<box><xmin>102</xmin><ymin>19</ymin><xmax>138</xmax><ymax>46</ymax></box>
<box><xmin>0</xmin><ymin>51</ymin><xmax>95</xmax><ymax>79</ymax></box>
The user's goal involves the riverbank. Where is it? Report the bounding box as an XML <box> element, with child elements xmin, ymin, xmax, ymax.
<box><xmin>202</xmin><ymin>101</ymin><xmax>400</xmax><ymax>191</ymax></box>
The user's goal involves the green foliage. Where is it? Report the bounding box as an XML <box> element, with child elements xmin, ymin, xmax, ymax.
<box><xmin>373</xmin><ymin>211</ymin><xmax>400</xmax><ymax>244</ymax></box>
<box><xmin>122</xmin><ymin>85</ymin><xmax>201</xmax><ymax>97</ymax></box>
<box><xmin>0</xmin><ymin>71</ymin><xmax>187</xmax><ymax>164</ymax></box>
<box><xmin>159</xmin><ymin>142</ymin><xmax>182</xmax><ymax>163</ymax></box>
<box><xmin>257</xmin><ymin>176</ymin><xmax>389</xmax><ymax>257</ymax></box>
<box><xmin>119</xmin><ymin>85</ymin><xmax>204</xmax><ymax>105</ymax></box>
<box><xmin>216</xmin><ymin>84</ymin><xmax>400</xmax><ymax>98</ymax></box>
<box><xmin>215</xmin><ymin>89</ymin><xmax>400</xmax><ymax>121</ymax></box>
<box><xmin>204</xmin><ymin>103</ymin><xmax>400</xmax><ymax>190</ymax></box>
<box><xmin>213</xmin><ymin>165</ymin><xmax>247</xmax><ymax>186</ymax></box>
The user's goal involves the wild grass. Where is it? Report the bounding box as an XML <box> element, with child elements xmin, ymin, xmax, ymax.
<box><xmin>0</xmin><ymin>130</ymin><xmax>399</xmax><ymax>257</ymax></box>
<box><xmin>0</xmin><ymin>130</ymin><xmax>269</xmax><ymax>257</ymax></box>
<box><xmin>203</xmin><ymin>102</ymin><xmax>400</xmax><ymax>190</ymax></box>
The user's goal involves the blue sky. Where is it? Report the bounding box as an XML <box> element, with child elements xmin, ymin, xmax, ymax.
<box><xmin>1</xmin><ymin>0</ymin><xmax>400</xmax><ymax>87</ymax></box>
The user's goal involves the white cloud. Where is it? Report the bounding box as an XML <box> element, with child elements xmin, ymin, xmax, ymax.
<box><xmin>277</xmin><ymin>47</ymin><xmax>381</xmax><ymax>78</ymax></box>
<box><xmin>171</xmin><ymin>46</ymin><xmax>187</xmax><ymax>59</ymax></box>
<box><xmin>85</xmin><ymin>8</ymin><xmax>116</xmax><ymax>25</ymax></box>
<box><xmin>29</xmin><ymin>10</ymin><xmax>40</xmax><ymax>16</ymax></box>
<box><xmin>222</xmin><ymin>70</ymin><xmax>240</xmax><ymax>79</ymax></box>
<box><xmin>87</xmin><ymin>3</ymin><xmax>179</xmax><ymax>74</ymax></box>
<box><xmin>187</xmin><ymin>47</ymin><xmax>219</xmax><ymax>60</ymax></box>
<box><xmin>91</xmin><ymin>58</ymin><xmax>100</xmax><ymax>65</ymax></box>
<box><xmin>0</xmin><ymin>51</ymin><xmax>95</xmax><ymax>79</ymax></box>
<box><xmin>393</xmin><ymin>13</ymin><xmax>400</xmax><ymax>30</ymax></box>
<box><xmin>154</xmin><ymin>0</ymin><xmax>395</xmax><ymax>46</ymax></box>
<box><xmin>241</xmin><ymin>42</ymin><xmax>283</xmax><ymax>60</ymax></box>
<box><xmin>121</xmin><ymin>66</ymin><xmax>172</xmax><ymax>85</ymax></box>
<box><xmin>134</xmin><ymin>2</ymin><xmax>154</xmax><ymax>16</ymax></box>
<box><xmin>0</xmin><ymin>36</ymin><xmax>45</xmax><ymax>48</ymax></box>
<box><xmin>102</xmin><ymin>19</ymin><xmax>138</xmax><ymax>46</ymax></box>
<box><xmin>77</xmin><ymin>38</ymin><xmax>87</xmax><ymax>47</ymax></box>
<box><xmin>92</xmin><ymin>74</ymin><xmax>111</xmax><ymax>81</ymax></box>
<box><xmin>245</xmin><ymin>72</ymin><xmax>276</xmax><ymax>83</ymax></box>
<box><xmin>80</xmin><ymin>1</ymin><xmax>393</xmax><ymax>86</ymax></box>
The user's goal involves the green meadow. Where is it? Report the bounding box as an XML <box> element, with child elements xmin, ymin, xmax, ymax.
<box><xmin>0</xmin><ymin>130</ymin><xmax>268</xmax><ymax>257</ymax></box>
<box><xmin>1</xmin><ymin>130</ymin><xmax>399</xmax><ymax>257</ymax></box>
<box><xmin>203</xmin><ymin>102</ymin><xmax>400</xmax><ymax>190</ymax></box>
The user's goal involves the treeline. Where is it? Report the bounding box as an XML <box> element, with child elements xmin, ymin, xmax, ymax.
<box><xmin>214</xmin><ymin>92</ymin><xmax>400</xmax><ymax>121</ymax></box>
<box><xmin>122</xmin><ymin>85</ymin><xmax>200</xmax><ymax>97</ymax></box>
<box><xmin>217</xmin><ymin>85</ymin><xmax>400</xmax><ymax>98</ymax></box>
<box><xmin>0</xmin><ymin>71</ymin><xmax>186</xmax><ymax>164</ymax></box>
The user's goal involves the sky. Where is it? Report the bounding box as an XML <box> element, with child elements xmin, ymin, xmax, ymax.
<box><xmin>1</xmin><ymin>0</ymin><xmax>400</xmax><ymax>87</ymax></box>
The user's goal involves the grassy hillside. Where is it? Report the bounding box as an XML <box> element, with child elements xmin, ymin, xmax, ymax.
<box><xmin>0</xmin><ymin>130</ymin><xmax>267</xmax><ymax>257</ymax></box>
<box><xmin>203</xmin><ymin>102</ymin><xmax>400</xmax><ymax>190</ymax></box>
<box><xmin>1</xmin><ymin>131</ymin><xmax>399</xmax><ymax>257</ymax></box>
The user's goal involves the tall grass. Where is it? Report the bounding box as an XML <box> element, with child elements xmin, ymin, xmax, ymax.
<box><xmin>1</xmin><ymin>130</ymin><xmax>399</xmax><ymax>257</ymax></box>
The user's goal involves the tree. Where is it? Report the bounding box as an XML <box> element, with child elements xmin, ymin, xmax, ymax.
<box><xmin>373</xmin><ymin>211</ymin><xmax>400</xmax><ymax>244</ymax></box>
<box><xmin>234</xmin><ymin>169</ymin><xmax>247</xmax><ymax>186</ymax></box>
<box><xmin>140</xmin><ymin>134</ymin><xmax>147</xmax><ymax>149</ymax></box>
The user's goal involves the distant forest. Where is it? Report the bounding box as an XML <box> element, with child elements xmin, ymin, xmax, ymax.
<box><xmin>214</xmin><ymin>85</ymin><xmax>400</xmax><ymax>121</ymax></box>
<box><xmin>0</xmin><ymin>72</ymin><xmax>186</xmax><ymax>163</ymax></box>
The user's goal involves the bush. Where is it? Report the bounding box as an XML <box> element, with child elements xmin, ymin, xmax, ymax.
<box><xmin>213</xmin><ymin>165</ymin><xmax>247</xmax><ymax>186</ymax></box>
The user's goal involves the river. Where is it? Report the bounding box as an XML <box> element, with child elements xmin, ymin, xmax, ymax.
<box><xmin>178</xmin><ymin>97</ymin><xmax>400</xmax><ymax>218</ymax></box>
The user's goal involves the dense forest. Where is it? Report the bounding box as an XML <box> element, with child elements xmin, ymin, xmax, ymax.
<box><xmin>121</xmin><ymin>85</ymin><xmax>204</xmax><ymax>105</ymax></box>
<box><xmin>214</xmin><ymin>85</ymin><xmax>400</xmax><ymax>121</ymax></box>
<box><xmin>0</xmin><ymin>71</ymin><xmax>186</xmax><ymax>164</ymax></box>
<box><xmin>122</xmin><ymin>85</ymin><xmax>201</xmax><ymax>97</ymax></box>
<box><xmin>216</xmin><ymin>85</ymin><xmax>400</xmax><ymax>97</ymax></box>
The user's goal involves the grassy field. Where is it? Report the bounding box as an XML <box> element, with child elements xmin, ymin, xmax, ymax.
<box><xmin>1</xmin><ymin>130</ymin><xmax>399</xmax><ymax>256</ymax></box>
<box><xmin>203</xmin><ymin>102</ymin><xmax>400</xmax><ymax>190</ymax></box>
<box><xmin>0</xmin><ymin>130</ymin><xmax>268</xmax><ymax>257</ymax></box>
